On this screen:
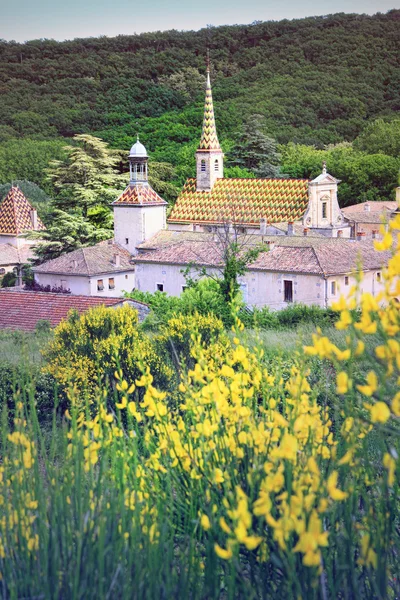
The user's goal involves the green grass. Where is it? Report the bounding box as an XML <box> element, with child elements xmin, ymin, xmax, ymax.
<box><xmin>0</xmin><ymin>329</ymin><xmax>52</xmax><ymax>366</ymax></box>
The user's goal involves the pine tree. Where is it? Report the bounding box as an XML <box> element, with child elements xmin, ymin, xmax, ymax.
<box><xmin>230</xmin><ymin>115</ymin><xmax>282</xmax><ymax>178</ymax></box>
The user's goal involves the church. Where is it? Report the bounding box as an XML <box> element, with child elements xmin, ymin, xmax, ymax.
<box><xmin>31</xmin><ymin>66</ymin><xmax>392</xmax><ymax>308</ymax></box>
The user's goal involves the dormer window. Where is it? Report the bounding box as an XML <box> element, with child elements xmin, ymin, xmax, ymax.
<box><xmin>214</xmin><ymin>159</ymin><xmax>219</xmax><ymax>172</ymax></box>
<box><xmin>201</xmin><ymin>160</ymin><xmax>206</xmax><ymax>172</ymax></box>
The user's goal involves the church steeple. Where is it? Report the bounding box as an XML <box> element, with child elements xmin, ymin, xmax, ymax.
<box><xmin>196</xmin><ymin>58</ymin><xmax>224</xmax><ymax>192</ymax></box>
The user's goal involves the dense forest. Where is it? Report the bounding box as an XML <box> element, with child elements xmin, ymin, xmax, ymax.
<box><xmin>0</xmin><ymin>10</ymin><xmax>399</xmax><ymax>213</ymax></box>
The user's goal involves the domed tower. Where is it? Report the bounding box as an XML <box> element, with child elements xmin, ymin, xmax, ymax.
<box><xmin>129</xmin><ymin>136</ymin><xmax>149</xmax><ymax>184</ymax></box>
<box><xmin>112</xmin><ymin>136</ymin><xmax>167</xmax><ymax>256</ymax></box>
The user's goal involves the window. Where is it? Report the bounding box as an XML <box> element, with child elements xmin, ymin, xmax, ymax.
<box><xmin>182</xmin><ymin>285</ymin><xmax>188</xmax><ymax>292</ymax></box>
<box><xmin>331</xmin><ymin>281</ymin><xmax>337</xmax><ymax>296</ymax></box>
<box><xmin>377</xmin><ymin>272</ymin><xmax>381</xmax><ymax>282</ymax></box>
<box><xmin>284</xmin><ymin>280</ymin><xmax>293</xmax><ymax>303</ymax></box>
<box><xmin>108</xmin><ymin>277</ymin><xmax>115</xmax><ymax>290</ymax></box>
<box><xmin>344</xmin><ymin>276</ymin><xmax>349</xmax><ymax>285</ymax></box>
<box><xmin>97</xmin><ymin>279</ymin><xmax>104</xmax><ymax>291</ymax></box>
<box><xmin>125</xmin><ymin>238</ymin><xmax>129</xmax><ymax>245</ymax></box>
<box><xmin>322</xmin><ymin>202</ymin><xmax>327</xmax><ymax>219</ymax></box>
<box><xmin>125</xmin><ymin>274</ymin><xmax>129</xmax><ymax>279</ymax></box>
<box><xmin>214</xmin><ymin>159</ymin><xmax>219</xmax><ymax>172</ymax></box>
<box><xmin>156</xmin><ymin>283</ymin><xmax>164</xmax><ymax>292</ymax></box>
<box><xmin>201</xmin><ymin>160</ymin><xmax>206</xmax><ymax>172</ymax></box>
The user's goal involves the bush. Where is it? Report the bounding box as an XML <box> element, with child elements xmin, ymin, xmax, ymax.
<box><xmin>1</xmin><ymin>271</ymin><xmax>16</xmax><ymax>288</ymax></box>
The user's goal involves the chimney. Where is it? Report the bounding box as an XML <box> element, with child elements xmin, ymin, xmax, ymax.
<box><xmin>260</xmin><ymin>218</ymin><xmax>267</xmax><ymax>236</ymax></box>
<box><xmin>364</xmin><ymin>203</ymin><xmax>370</xmax><ymax>213</ymax></box>
<box><xmin>337</xmin><ymin>230</ymin><xmax>343</xmax><ymax>238</ymax></box>
<box><xmin>287</xmin><ymin>222</ymin><xmax>294</xmax><ymax>236</ymax></box>
<box><xmin>30</xmin><ymin>209</ymin><xmax>38</xmax><ymax>230</ymax></box>
<box><xmin>372</xmin><ymin>229</ymin><xmax>378</xmax><ymax>239</ymax></box>
<box><xmin>107</xmin><ymin>238</ymin><xmax>113</xmax><ymax>245</ymax></box>
<box><xmin>114</xmin><ymin>253</ymin><xmax>121</xmax><ymax>267</ymax></box>
<box><xmin>396</xmin><ymin>187</ymin><xmax>400</xmax><ymax>206</ymax></box>
<box><xmin>73</xmin><ymin>259</ymin><xmax>78</xmax><ymax>269</ymax></box>
<box><xmin>356</xmin><ymin>232</ymin><xmax>366</xmax><ymax>241</ymax></box>
<box><xmin>303</xmin><ymin>228</ymin><xmax>309</xmax><ymax>237</ymax></box>
<box><xmin>264</xmin><ymin>240</ymin><xmax>275</xmax><ymax>251</ymax></box>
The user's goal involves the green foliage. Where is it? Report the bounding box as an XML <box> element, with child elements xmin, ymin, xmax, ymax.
<box><xmin>354</xmin><ymin>118</ymin><xmax>400</xmax><ymax>157</ymax></box>
<box><xmin>26</xmin><ymin>210</ymin><xmax>113</xmax><ymax>264</ymax></box>
<box><xmin>240</xmin><ymin>303</ymin><xmax>338</xmax><ymax>330</ymax></box>
<box><xmin>280</xmin><ymin>142</ymin><xmax>400</xmax><ymax>205</ymax></box>
<box><xmin>42</xmin><ymin>304</ymin><xmax>175</xmax><ymax>406</ymax></box>
<box><xmin>229</xmin><ymin>114</ymin><xmax>282</xmax><ymax>177</ymax></box>
<box><xmin>0</xmin><ymin>139</ymin><xmax>66</xmax><ymax>192</ymax></box>
<box><xmin>47</xmin><ymin>134</ymin><xmax>126</xmax><ymax>217</ymax></box>
<box><xmin>1</xmin><ymin>272</ymin><xmax>16</xmax><ymax>288</ymax></box>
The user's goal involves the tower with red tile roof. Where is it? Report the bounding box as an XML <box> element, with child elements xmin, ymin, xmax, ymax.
<box><xmin>195</xmin><ymin>62</ymin><xmax>224</xmax><ymax>192</ymax></box>
<box><xmin>112</xmin><ymin>139</ymin><xmax>167</xmax><ymax>255</ymax></box>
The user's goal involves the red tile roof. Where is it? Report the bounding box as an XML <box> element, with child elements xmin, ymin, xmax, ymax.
<box><xmin>0</xmin><ymin>187</ymin><xmax>46</xmax><ymax>235</ymax></box>
<box><xmin>0</xmin><ymin>290</ymin><xmax>123</xmax><ymax>331</ymax></box>
<box><xmin>168</xmin><ymin>178</ymin><xmax>310</xmax><ymax>226</ymax></box>
<box><xmin>112</xmin><ymin>183</ymin><xmax>167</xmax><ymax>206</ymax></box>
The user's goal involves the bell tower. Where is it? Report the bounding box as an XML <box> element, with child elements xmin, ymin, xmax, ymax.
<box><xmin>196</xmin><ymin>60</ymin><xmax>224</xmax><ymax>192</ymax></box>
<box><xmin>129</xmin><ymin>135</ymin><xmax>148</xmax><ymax>184</ymax></box>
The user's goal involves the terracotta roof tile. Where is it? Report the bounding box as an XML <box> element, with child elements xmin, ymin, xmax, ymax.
<box><xmin>0</xmin><ymin>243</ymin><xmax>36</xmax><ymax>267</ymax></box>
<box><xmin>0</xmin><ymin>187</ymin><xmax>46</xmax><ymax>235</ymax></box>
<box><xmin>342</xmin><ymin>201</ymin><xmax>398</xmax><ymax>214</ymax></box>
<box><xmin>0</xmin><ymin>290</ymin><xmax>121</xmax><ymax>331</ymax></box>
<box><xmin>136</xmin><ymin>233</ymin><xmax>390</xmax><ymax>276</ymax></box>
<box><xmin>112</xmin><ymin>183</ymin><xmax>167</xmax><ymax>206</ymax></box>
<box><xmin>33</xmin><ymin>240</ymin><xmax>135</xmax><ymax>276</ymax></box>
<box><xmin>168</xmin><ymin>178</ymin><xmax>309</xmax><ymax>226</ymax></box>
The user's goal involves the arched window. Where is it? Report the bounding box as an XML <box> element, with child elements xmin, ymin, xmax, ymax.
<box><xmin>214</xmin><ymin>159</ymin><xmax>219</xmax><ymax>172</ymax></box>
<box><xmin>201</xmin><ymin>160</ymin><xmax>206</xmax><ymax>172</ymax></box>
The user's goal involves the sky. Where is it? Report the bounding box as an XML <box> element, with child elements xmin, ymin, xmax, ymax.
<box><xmin>0</xmin><ymin>0</ymin><xmax>398</xmax><ymax>43</ymax></box>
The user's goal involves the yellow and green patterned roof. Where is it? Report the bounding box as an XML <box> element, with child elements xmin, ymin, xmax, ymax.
<box><xmin>198</xmin><ymin>71</ymin><xmax>221</xmax><ymax>152</ymax></box>
<box><xmin>0</xmin><ymin>186</ymin><xmax>45</xmax><ymax>235</ymax></box>
<box><xmin>168</xmin><ymin>178</ymin><xmax>310</xmax><ymax>226</ymax></box>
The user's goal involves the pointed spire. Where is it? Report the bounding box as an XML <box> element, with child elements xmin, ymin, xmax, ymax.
<box><xmin>198</xmin><ymin>56</ymin><xmax>221</xmax><ymax>152</ymax></box>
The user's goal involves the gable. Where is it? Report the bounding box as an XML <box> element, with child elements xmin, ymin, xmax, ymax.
<box><xmin>0</xmin><ymin>187</ymin><xmax>46</xmax><ymax>235</ymax></box>
<box><xmin>168</xmin><ymin>178</ymin><xmax>310</xmax><ymax>226</ymax></box>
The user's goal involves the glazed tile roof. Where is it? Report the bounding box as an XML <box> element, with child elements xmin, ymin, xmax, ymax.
<box><xmin>112</xmin><ymin>183</ymin><xmax>167</xmax><ymax>206</ymax></box>
<box><xmin>198</xmin><ymin>70</ymin><xmax>221</xmax><ymax>152</ymax></box>
<box><xmin>0</xmin><ymin>187</ymin><xmax>46</xmax><ymax>235</ymax></box>
<box><xmin>136</xmin><ymin>232</ymin><xmax>390</xmax><ymax>276</ymax></box>
<box><xmin>168</xmin><ymin>178</ymin><xmax>310</xmax><ymax>226</ymax></box>
<box><xmin>33</xmin><ymin>241</ymin><xmax>135</xmax><ymax>276</ymax></box>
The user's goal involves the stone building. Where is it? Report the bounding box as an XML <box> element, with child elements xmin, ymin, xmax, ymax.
<box><xmin>33</xmin><ymin>65</ymin><xmax>394</xmax><ymax>308</ymax></box>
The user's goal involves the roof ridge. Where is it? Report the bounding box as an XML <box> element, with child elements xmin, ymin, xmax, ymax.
<box><xmin>310</xmin><ymin>245</ymin><xmax>325</xmax><ymax>276</ymax></box>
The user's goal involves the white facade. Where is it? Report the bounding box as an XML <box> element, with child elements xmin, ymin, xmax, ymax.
<box><xmin>135</xmin><ymin>261</ymin><xmax>385</xmax><ymax>310</ymax></box>
<box><xmin>114</xmin><ymin>205</ymin><xmax>166</xmax><ymax>256</ymax></box>
<box><xmin>303</xmin><ymin>171</ymin><xmax>351</xmax><ymax>237</ymax></box>
<box><xmin>35</xmin><ymin>270</ymin><xmax>135</xmax><ymax>298</ymax></box>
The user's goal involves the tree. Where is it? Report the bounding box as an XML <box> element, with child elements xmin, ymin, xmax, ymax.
<box><xmin>229</xmin><ymin>115</ymin><xmax>282</xmax><ymax>178</ymax></box>
<box><xmin>26</xmin><ymin>210</ymin><xmax>113</xmax><ymax>264</ymax></box>
<box><xmin>47</xmin><ymin>134</ymin><xmax>125</xmax><ymax>217</ymax></box>
<box><xmin>353</xmin><ymin>119</ymin><xmax>400</xmax><ymax>157</ymax></box>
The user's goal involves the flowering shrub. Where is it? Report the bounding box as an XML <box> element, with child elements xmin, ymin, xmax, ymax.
<box><xmin>0</xmin><ymin>217</ymin><xmax>399</xmax><ymax>597</ymax></box>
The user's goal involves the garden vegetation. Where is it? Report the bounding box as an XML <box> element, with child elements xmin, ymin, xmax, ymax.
<box><xmin>0</xmin><ymin>215</ymin><xmax>399</xmax><ymax>598</ymax></box>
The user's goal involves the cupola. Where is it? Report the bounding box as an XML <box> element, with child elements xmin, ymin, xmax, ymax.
<box><xmin>129</xmin><ymin>135</ymin><xmax>148</xmax><ymax>184</ymax></box>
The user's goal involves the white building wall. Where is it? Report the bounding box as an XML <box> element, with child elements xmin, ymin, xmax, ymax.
<box><xmin>135</xmin><ymin>262</ymin><xmax>326</xmax><ymax>310</ymax></box>
<box><xmin>34</xmin><ymin>271</ymin><xmax>135</xmax><ymax>298</ymax></box>
<box><xmin>114</xmin><ymin>205</ymin><xmax>166</xmax><ymax>255</ymax></box>
<box><xmin>136</xmin><ymin>261</ymin><xmax>387</xmax><ymax>309</ymax></box>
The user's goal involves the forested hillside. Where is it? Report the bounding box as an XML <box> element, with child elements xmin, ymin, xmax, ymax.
<box><xmin>0</xmin><ymin>10</ymin><xmax>399</xmax><ymax>210</ymax></box>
